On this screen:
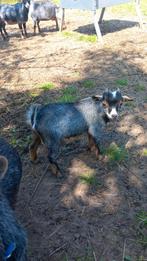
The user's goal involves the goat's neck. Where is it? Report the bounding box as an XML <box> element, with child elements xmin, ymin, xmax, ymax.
<box><xmin>102</xmin><ymin>113</ymin><xmax>110</xmax><ymax>124</ymax></box>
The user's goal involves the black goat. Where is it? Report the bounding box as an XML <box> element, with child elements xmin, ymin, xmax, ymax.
<box><xmin>0</xmin><ymin>0</ymin><xmax>30</xmax><ymax>39</ymax></box>
<box><xmin>0</xmin><ymin>138</ymin><xmax>27</xmax><ymax>261</ymax></box>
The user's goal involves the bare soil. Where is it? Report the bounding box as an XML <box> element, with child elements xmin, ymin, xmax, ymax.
<box><xmin>0</xmin><ymin>10</ymin><xmax>147</xmax><ymax>261</ymax></box>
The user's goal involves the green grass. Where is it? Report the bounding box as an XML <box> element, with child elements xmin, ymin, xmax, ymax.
<box><xmin>124</xmin><ymin>101</ymin><xmax>135</xmax><ymax>108</ymax></box>
<box><xmin>82</xmin><ymin>79</ymin><xmax>95</xmax><ymax>89</ymax></box>
<box><xmin>103</xmin><ymin>143</ymin><xmax>128</xmax><ymax>163</ymax></box>
<box><xmin>62</xmin><ymin>31</ymin><xmax>97</xmax><ymax>43</ymax></box>
<box><xmin>115</xmin><ymin>78</ymin><xmax>128</xmax><ymax>87</ymax></box>
<box><xmin>136</xmin><ymin>211</ymin><xmax>147</xmax><ymax>246</ymax></box>
<box><xmin>57</xmin><ymin>85</ymin><xmax>78</xmax><ymax>103</ymax></box>
<box><xmin>142</xmin><ymin>148</ymin><xmax>147</xmax><ymax>157</ymax></box>
<box><xmin>137</xmin><ymin>211</ymin><xmax>147</xmax><ymax>226</ymax></box>
<box><xmin>39</xmin><ymin>82</ymin><xmax>56</xmax><ymax>91</ymax></box>
<box><xmin>135</xmin><ymin>84</ymin><xmax>145</xmax><ymax>92</ymax></box>
<box><xmin>79</xmin><ymin>172</ymin><xmax>102</xmax><ymax>188</ymax></box>
<box><xmin>110</xmin><ymin>1</ymin><xmax>147</xmax><ymax>16</ymax></box>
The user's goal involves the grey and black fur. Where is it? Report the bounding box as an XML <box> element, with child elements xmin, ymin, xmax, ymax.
<box><xmin>0</xmin><ymin>0</ymin><xmax>30</xmax><ymax>39</ymax></box>
<box><xmin>0</xmin><ymin>137</ymin><xmax>22</xmax><ymax>209</ymax></box>
<box><xmin>0</xmin><ymin>138</ymin><xmax>27</xmax><ymax>261</ymax></box>
<box><xmin>26</xmin><ymin>89</ymin><xmax>133</xmax><ymax>176</ymax></box>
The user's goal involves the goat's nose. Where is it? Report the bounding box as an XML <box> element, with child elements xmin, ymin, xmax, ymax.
<box><xmin>111</xmin><ymin>114</ymin><xmax>118</xmax><ymax>119</ymax></box>
<box><xmin>110</xmin><ymin>108</ymin><xmax>118</xmax><ymax>119</ymax></box>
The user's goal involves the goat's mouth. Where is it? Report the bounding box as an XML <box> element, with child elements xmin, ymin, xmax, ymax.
<box><xmin>106</xmin><ymin>112</ymin><xmax>118</xmax><ymax>120</ymax></box>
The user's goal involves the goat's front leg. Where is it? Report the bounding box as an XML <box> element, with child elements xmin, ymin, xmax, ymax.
<box><xmin>88</xmin><ymin>125</ymin><xmax>103</xmax><ymax>159</ymax></box>
<box><xmin>18</xmin><ymin>23</ymin><xmax>24</xmax><ymax>38</ymax></box>
<box><xmin>3</xmin><ymin>24</ymin><xmax>8</xmax><ymax>38</ymax></box>
<box><xmin>37</xmin><ymin>20</ymin><xmax>41</xmax><ymax>34</ymax></box>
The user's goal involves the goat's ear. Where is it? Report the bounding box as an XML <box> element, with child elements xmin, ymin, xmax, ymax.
<box><xmin>92</xmin><ymin>95</ymin><xmax>102</xmax><ymax>101</ymax></box>
<box><xmin>122</xmin><ymin>95</ymin><xmax>134</xmax><ymax>102</ymax></box>
<box><xmin>0</xmin><ymin>156</ymin><xmax>8</xmax><ymax>180</ymax></box>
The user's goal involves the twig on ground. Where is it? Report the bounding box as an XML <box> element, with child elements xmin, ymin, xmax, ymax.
<box><xmin>27</xmin><ymin>163</ymin><xmax>50</xmax><ymax>206</ymax></box>
<box><xmin>48</xmin><ymin>243</ymin><xmax>67</xmax><ymax>257</ymax></box>
<box><xmin>93</xmin><ymin>250</ymin><xmax>97</xmax><ymax>261</ymax></box>
<box><xmin>48</xmin><ymin>226</ymin><xmax>62</xmax><ymax>239</ymax></box>
<box><xmin>122</xmin><ymin>239</ymin><xmax>126</xmax><ymax>261</ymax></box>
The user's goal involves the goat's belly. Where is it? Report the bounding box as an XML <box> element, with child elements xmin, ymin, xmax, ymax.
<box><xmin>5</xmin><ymin>20</ymin><xmax>17</xmax><ymax>24</ymax></box>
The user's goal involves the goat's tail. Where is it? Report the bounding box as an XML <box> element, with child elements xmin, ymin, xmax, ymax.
<box><xmin>26</xmin><ymin>103</ymin><xmax>41</xmax><ymax>130</ymax></box>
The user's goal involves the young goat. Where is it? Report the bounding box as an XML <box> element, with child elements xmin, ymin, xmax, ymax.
<box><xmin>27</xmin><ymin>89</ymin><xmax>133</xmax><ymax>177</ymax></box>
<box><xmin>0</xmin><ymin>138</ymin><xmax>27</xmax><ymax>261</ymax></box>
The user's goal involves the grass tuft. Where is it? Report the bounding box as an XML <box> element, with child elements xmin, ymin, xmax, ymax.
<box><xmin>135</xmin><ymin>84</ymin><xmax>145</xmax><ymax>92</ymax></box>
<box><xmin>136</xmin><ymin>211</ymin><xmax>147</xmax><ymax>246</ymax></box>
<box><xmin>83</xmin><ymin>79</ymin><xmax>95</xmax><ymax>89</ymax></box>
<box><xmin>115</xmin><ymin>78</ymin><xmax>128</xmax><ymax>87</ymax></box>
<box><xmin>62</xmin><ymin>31</ymin><xmax>97</xmax><ymax>43</ymax></box>
<box><xmin>39</xmin><ymin>82</ymin><xmax>55</xmax><ymax>91</ymax></box>
<box><xmin>104</xmin><ymin>142</ymin><xmax>128</xmax><ymax>162</ymax></box>
<box><xmin>142</xmin><ymin>149</ymin><xmax>147</xmax><ymax>157</ymax></box>
<box><xmin>79</xmin><ymin>172</ymin><xmax>102</xmax><ymax>188</ymax></box>
<box><xmin>57</xmin><ymin>85</ymin><xmax>78</xmax><ymax>103</ymax></box>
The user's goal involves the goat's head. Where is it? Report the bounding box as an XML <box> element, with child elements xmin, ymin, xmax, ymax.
<box><xmin>22</xmin><ymin>0</ymin><xmax>30</xmax><ymax>9</ymax></box>
<box><xmin>93</xmin><ymin>89</ymin><xmax>133</xmax><ymax>120</ymax></box>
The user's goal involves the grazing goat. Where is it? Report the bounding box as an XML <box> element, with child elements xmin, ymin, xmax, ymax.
<box><xmin>29</xmin><ymin>0</ymin><xmax>59</xmax><ymax>34</ymax></box>
<box><xmin>0</xmin><ymin>138</ymin><xmax>27</xmax><ymax>261</ymax></box>
<box><xmin>0</xmin><ymin>0</ymin><xmax>30</xmax><ymax>39</ymax></box>
<box><xmin>26</xmin><ymin>89</ymin><xmax>133</xmax><ymax>177</ymax></box>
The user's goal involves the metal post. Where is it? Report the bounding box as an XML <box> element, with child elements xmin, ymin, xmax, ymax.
<box><xmin>60</xmin><ymin>8</ymin><xmax>65</xmax><ymax>31</ymax></box>
<box><xmin>93</xmin><ymin>10</ymin><xmax>103</xmax><ymax>44</ymax></box>
<box><xmin>99</xmin><ymin>7</ymin><xmax>106</xmax><ymax>24</ymax></box>
<box><xmin>135</xmin><ymin>0</ymin><xmax>144</xmax><ymax>29</ymax></box>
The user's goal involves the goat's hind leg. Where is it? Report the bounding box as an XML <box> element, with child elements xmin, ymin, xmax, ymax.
<box><xmin>47</xmin><ymin>140</ymin><xmax>62</xmax><ymax>178</ymax></box>
<box><xmin>0</xmin><ymin>28</ymin><xmax>5</xmax><ymax>40</ymax></box>
<box><xmin>23</xmin><ymin>23</ymin><xmax>27</xmax><ymax>37</ymax></box>
<box><xmin>29</xmin><ymin>131</ymin><xmax>41</xmax><ymax>161</ymax></box>
<box><xmin>54</xmin><ymin>16</ymin><xmax>59</xmax><ymax>31</ymax></box>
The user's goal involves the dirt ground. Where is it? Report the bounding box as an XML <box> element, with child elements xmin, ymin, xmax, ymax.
<box><xmin>0</xmin><ymin>9</ymin><xmax>147</xmax><ymax>261</ymax></box>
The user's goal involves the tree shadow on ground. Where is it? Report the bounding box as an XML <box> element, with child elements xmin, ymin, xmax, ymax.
<box><xmin>74</xmin><ymin>19</ymin><xmax>138</xmax><ymax>36</ymax></box>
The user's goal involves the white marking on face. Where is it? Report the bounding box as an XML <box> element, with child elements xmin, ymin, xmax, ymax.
<box><xmin>25</xmin><ymin>2</ymin><xmax>30</xmax><ymax>8</ymax></box>
<box><xmin>106</xmin><ymin>107</ymin><xmax>118</xmax><ymax>119</ymax></box>
<box><xmin>112</xmin><ymin>91</ymin><xmax>117</xmax><ymax>99</ymax></box>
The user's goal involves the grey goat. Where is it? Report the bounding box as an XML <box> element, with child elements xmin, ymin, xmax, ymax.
<box><xmin>29</xmin><ymin>0</ymin><xmax>59</xmax><ymax>35</ymax></box>
<box><xmin>27</xmin><ymin>89</ymin><xmax>133</xmax><ymax>176</ymax></box>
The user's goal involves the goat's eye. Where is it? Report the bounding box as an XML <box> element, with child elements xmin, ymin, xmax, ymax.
<box><xmin>119</xmin><ymin>101</ymin><xmax>123</xmax><ymax>106</ymax></box>
<box><xmin>102</xmin><ymin>101</ymin><xmax>108</xmax><ymax>108</ymax></box>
